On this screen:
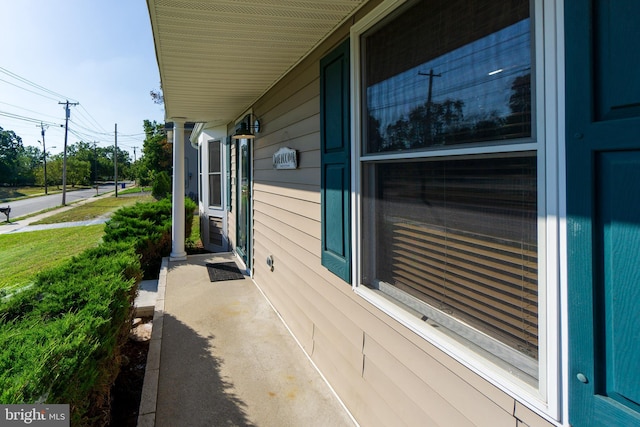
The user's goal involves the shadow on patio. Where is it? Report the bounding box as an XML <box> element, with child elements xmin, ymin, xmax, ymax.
<box><xmin>138</xmin><ymin>253</ymin><xmax>355</xmax><ymax>427</ymax></box>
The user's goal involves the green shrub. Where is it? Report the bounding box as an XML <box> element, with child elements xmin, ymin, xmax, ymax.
<box><xmin>151</xmin><ymin>171</ymin><xmax>171</xmax><ymax>200</ymax></box>
<box><xmin>104</xmin><ymin>197</ymin><xmax>196</xmax><ymax>278</ymax></box>
<box><xmin>0</xmin><ymin>197</ymin><xmax>197</xmax><ymax>425</ymax></box>
<box><xmin>184</xmin><ymin>197</ymin><xmax>197</xmax><ymax>238</ymax></box>
<box><xmin>0</xmin><ymin>242</ymin><xmax>141</xmax><ymax>426</ymax></box>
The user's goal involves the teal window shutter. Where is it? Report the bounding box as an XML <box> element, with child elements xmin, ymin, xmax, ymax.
<box><xmin>566</xmin><ymin>1</ymin><xmax>640</xmax><ymax>425</ymax></box>
<box><xmin>320</xmin><ymin>39</ymin><xmax>351</xmax><ymax>283</ymax></box>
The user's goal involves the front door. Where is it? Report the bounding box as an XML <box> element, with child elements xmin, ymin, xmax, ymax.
<box><xmin>236</xmin><ymin>137</ymin><xmax>251</xmax><ymax>271</ymax></box>
<box><xmin>566</xmin><ymin>1</ymin><xmax>640</xmax><ymax>425</ymax></box>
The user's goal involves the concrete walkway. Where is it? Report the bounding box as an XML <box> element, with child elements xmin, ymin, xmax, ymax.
<box><xmin>138</xmin><ymin>253</ymin><xmax>355</xmax><ymax>427</ymax></box>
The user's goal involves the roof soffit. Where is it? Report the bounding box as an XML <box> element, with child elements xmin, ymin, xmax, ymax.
<box><xmin>147</xmin><ymin>0</ymin><xmax>366</xmax><ymax>126</ymax></box>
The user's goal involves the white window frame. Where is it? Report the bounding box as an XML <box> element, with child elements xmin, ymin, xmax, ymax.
<box><xmin>350</xmin><ymin>0</ymin><xmax>564</xmax><ymax>421</ymax></box>
<box><xmin>208</xmin><ymin>139</ymin><xmax>223</xmax><ymax>209</ymax></box>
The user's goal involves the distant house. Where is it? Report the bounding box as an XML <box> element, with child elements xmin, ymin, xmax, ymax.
<box><xmin>147</xmin><ymin>1</ymin><xmax>640</xmax><ymax>426</ymax></box>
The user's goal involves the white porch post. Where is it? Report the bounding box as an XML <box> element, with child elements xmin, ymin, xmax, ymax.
<box><xmin>170</xmin><ymin>120</ymin><xmax>187</xmax><ymax>261</ymax></box>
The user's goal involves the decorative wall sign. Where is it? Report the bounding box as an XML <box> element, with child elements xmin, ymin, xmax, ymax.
<box><xmin>273</xmin><ymin>147</ymin><xmax>298</xmax><ymax>169</ymax></box>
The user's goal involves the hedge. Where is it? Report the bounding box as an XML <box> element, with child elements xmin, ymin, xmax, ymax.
<box><xmin>0</xmin><ymin>197</ymin><xmax>196</xmax><ymax>425</ymax></box>
<box><xmin>0</xmin><ymin>242</ymin><xmax>142</xmax><ymax>426</ymax></box>
<box><xmin>103</xmin><ymin>197</ymin><xmax>196</xmax><ymax>277</ymax></box>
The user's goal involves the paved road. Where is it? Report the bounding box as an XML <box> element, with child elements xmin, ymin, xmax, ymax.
<box><xmin>1</xmin><ymin>185</ymin><xmax>117</xmax><ymax>219</ymax></box>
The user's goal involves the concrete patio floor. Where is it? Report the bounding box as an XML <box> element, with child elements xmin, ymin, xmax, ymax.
<box><xmin>138</xmin><ymin>253</ymin><xmax>356</xmax><ymax>427</ymax></box>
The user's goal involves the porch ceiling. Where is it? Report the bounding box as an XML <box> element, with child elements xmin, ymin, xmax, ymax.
<box><xmin>147</xmin><ymin>0</ymin><xmax>366</xmax><ymax>126</ymax></box>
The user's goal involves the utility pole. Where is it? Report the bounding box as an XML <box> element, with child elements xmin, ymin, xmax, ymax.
<box><xmin>114</xmin><ymin>123</ymin><xmax>118</xmax><ymax>197</ymax></box>
<box><xmin>93</xmin><ymin>141</ymin><xmax>98</xmax><ymax>195</ymax></box>
<box><xmin>133</xmin><ymin>146</ymin><xmax>138</xmax><ymax>190</ymax></box>
<box><xmin>38</xmin><ymin>122</ymin><xmax>49</xmax><ymax>195</ymax></box>
<box><xmin>418</xmin><ymin>69</ymin><xmax>441</xmax><ymax>144</ymax></box>
<box><xmin>59</xmin><ymin>100</ymin><xmax>79</xmax><ymax>205</ymax></box>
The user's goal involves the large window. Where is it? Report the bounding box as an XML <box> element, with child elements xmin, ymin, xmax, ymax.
<box><xmin>354</xmin><ymin>0</ymin><xmax>557</xmax><ymax>405</ymax></box>
<box><xmin>362</xmin><ymin>154</ymin><xmax>538</xmax><ymax>381</ymax></box>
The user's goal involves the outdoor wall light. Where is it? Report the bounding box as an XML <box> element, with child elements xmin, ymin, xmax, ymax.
<box><xmin>232</xmin><ymin>115</ymin><xmax>261</xmax><ymax>139</ymax></box>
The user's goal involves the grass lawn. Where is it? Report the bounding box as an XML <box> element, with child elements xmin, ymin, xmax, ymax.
<box><xmin>0</xmin><ymin>224</ymin><xmax>105</xmax><ymax>291</ymax></box>
<box><xmin>1</xmin><ymin>193</ymin><xmax>157</xmax><ymax>291</ymax></box>
<box><xmin>31</xmin><ymin>194</ymin><xmax>154</xmax><ymax>225</ymax></box>
<box><xmin>0</xmin><ymin>186</ymin><xmax>50</xmax><ymax>202</ymax></box>
<box><xmin>119</xmin><ymin>186</ymin><xmax>151</xmax><ymax>195</ymax></box>
<box><xmin>185</xmin><ymin>213</ymin><xmax>203</xmax><ymax>252</ymax></box>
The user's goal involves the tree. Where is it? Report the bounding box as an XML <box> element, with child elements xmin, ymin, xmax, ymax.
<box><xmin>150</xmin><ymin>83</ymin><xmax>164</xmax><ymax>106</ymax></box>
<box><xmin>65</xmin><ymin>141</ymin><xmax>133</xmax><ymax>182</ymax></box>
<box><xmin>140</xmin><ymin>120</ymin><xmax>172</xmax><ymax>185</ymax></box>
<box><xmin>0</xmin><ymin>127</ymin><xmax>24</xmax><ymax>185</ymax></box>
<box><xmin>35</xmin><ymin>156</ymin><xmax>63</xmax><ymax>188</ymax></box>
<box><xmin>113</xmin><ymin>147</ymin><xmax>132</xmax><ymax>180</ymax></box>
<box><xmin>152</xmin><ymin>170</ymin><xmax>171</xmax><ymax>199</ymax></box>
<box><xmin>15</xmin><ymin>145</ymin><xmax>43</xmax><ymax>185</ymax></box>
<box><xmin>66</xmin><ymin>141</ymin><xmax>97</xmax><ymax>184</ymax></box>
<box><xmin>66</xmin><ymin>158</ymin><xmax>91</xmax><ymax>187</ymax></box>
<box><xmin>95</xmin><ymin>147</ymin><xmax>114</xmax><ymax>181</ymax></box>
<box><xmin>150</xmin><ymin>89</ymin><xmax>164</xmax><ymax>105</ymax></box>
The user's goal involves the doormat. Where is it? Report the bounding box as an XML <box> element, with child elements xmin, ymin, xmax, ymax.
<box><xmin>205</xmin><ymin>262</ymin><xmax>245</xmax><ymax>282</ymax></box>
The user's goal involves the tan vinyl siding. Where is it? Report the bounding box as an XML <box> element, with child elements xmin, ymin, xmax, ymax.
<box><xmin>254</xmin><ymin>190</ymin><xmax>319</xmax><ymax>223</ymax></box>
<box><xmin>514</xmin><ymin>402</ymin><xmax>558</xmax><ymax>427</ymax></box>
<box><xmin>311</xmin><ymin>333</ymin><xmax>401</xmax><ymax>427</ymax></box>
<box><xmin>252</xmin><ymin>222</ymin><xmax>364</xmax><ymax>354</ymax></box>
<box><xmin>254</xmin><ymin>180</ymin><xmax>319</xmax><ymax>204</ymax></box>
<box><xmin>364</xmin><ymin>334</ymin><xmax>516</xmax><ymax>426</ymax></box>
<box><xmin>234</xmin><ymin>1</ymin><xmax>555</xmax><ymax>425</ymax></box>
<box><xmin>362</xmin><ymin>342</ymin><xmax>464</xmax><ymax>426</ymax></box>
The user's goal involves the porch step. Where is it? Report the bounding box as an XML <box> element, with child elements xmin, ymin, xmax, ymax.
<box><xmin>134</xmin><ymin>279</ymin><xmax>158</xmax><ymax>317</ymax></box>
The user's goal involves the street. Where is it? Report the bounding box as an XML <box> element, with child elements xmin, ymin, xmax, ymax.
<box><xmin>0</xmin><ymin>185</ymin><xmax>117</xmax><ymax>219</ymax></box>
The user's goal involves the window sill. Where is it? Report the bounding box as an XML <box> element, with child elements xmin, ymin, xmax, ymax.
<box><xmin>353</xmin><ymin>283</ymin><xmax>549</xmax><ymax>413</ymax></box>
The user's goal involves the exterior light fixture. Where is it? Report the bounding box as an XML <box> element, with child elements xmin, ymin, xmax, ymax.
<box><xmin>232</xmin><ymin>115</ymin><xmax>261</xmax><ymax>139</ymax></box>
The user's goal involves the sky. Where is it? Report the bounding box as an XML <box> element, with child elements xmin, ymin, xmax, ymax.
<box><xmin>0</xmin><ymin>0</ymin><xmax>165</xmax><ymax>160</ymax></box>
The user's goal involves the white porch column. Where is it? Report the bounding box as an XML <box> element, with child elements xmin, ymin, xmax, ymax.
<box><xmin>170</xmin><ymin>120</ymin><xmax>187</xmax><ymax>261</ymax></box>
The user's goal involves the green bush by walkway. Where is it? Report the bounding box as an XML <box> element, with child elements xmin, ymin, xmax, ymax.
<box><xmin>0</xmin><ymin>242</ymin><xmax>142</xmax><ymax>426</ymax></box>
<box><xmin>0</xmin><ymin>196</ymin><xmax>195</xmax><ymax>425</ymax></box>
<box><xmin>104</xmin><ymin>197</ymin><xmax>196</xmax><ymax>277</ymax></box>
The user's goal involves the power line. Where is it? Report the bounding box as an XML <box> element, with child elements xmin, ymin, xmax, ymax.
<box><xmin>70</xmin><ymin>109</ymin><xmax>103</xmax><ymax>134</ymax></box>
<box><xmin>78</xmin><ymin>105</ymin><xmax>108</xmax><ymax>133</ymax></box>
<box><xmin>0</xmin><ymin>101</ymin><xmax>62</xmax><ymax>122</ymax></box>
<box><xmin>69</xmin><ymin>118</ymin><xmax>112</xmax><ymax>137</ymax></box>
<box><xmin>0</xmin><ymin>66</ymin><xmax>77</xmax><ymax>102</ymax></box>
<box><xmin>118</xmin><ymin>132</ymin><xmax>146</xmax><ymax>137</ymax></box>
<box><xmin>68</xmin><ymin>128</ymin><xmax>101</xmax><ymax>144</ymax></box>
<box><xmin>0</xmin><ymin>77</ymin><xmax>60</xmax><ymax>102</ymax></box>
<box><xmin>67</xmin><ymin>128</ymin><xmax>139</xmax><ymax>152</ymax></box>
<box><xmin>0</xmin><ymin>110</ymin><xmax>61</xmax><ymax>127</ymax></box>
<box><xmin>0</xmin><ymin>67</ymin><xmax>113</xmax><ymax>144</ymax></box>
